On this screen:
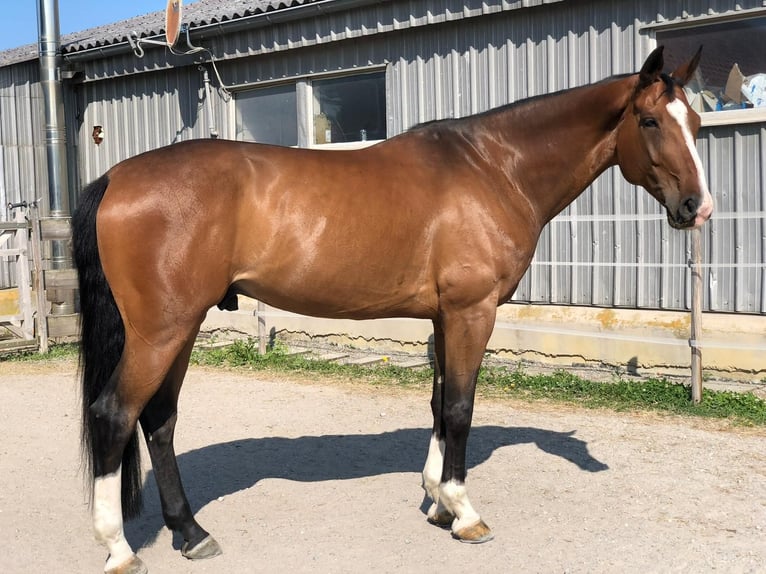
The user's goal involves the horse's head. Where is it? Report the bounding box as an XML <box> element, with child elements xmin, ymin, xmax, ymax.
<box><xmin>616</xmin><ymin>46</ymin><xmax>713</xmax><ymax>229</ymax></box>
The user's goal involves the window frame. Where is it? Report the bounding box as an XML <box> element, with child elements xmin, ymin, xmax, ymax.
<box><xmin>231</xmin><ymin>65</ymin><xmax>388</xmax><ymax>149</ymax></box>
<box><xmin>642</xmin><ymin>8</ymin><xmax>766</xmax><ymax>127</ymax></box>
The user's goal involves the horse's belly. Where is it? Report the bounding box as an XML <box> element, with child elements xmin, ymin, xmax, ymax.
<box><xmin>233</xmin><ymin>263</ymin><xmax>437</xmax><ymax>321</ymax></box>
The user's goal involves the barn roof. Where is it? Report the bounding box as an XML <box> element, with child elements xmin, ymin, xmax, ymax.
<box><xmin>0</xmin><ymin>0</ymin><xmax>316</xmax><ymax>67</ymax></box>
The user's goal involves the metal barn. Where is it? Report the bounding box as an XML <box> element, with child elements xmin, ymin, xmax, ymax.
<box><xmin>1</xmin><ymin>0</ymin><xmax>764</xmax><ymax>372</ymax></box>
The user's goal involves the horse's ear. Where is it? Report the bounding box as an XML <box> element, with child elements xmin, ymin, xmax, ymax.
<box><xmin>637</xmin><ymin>46</ymin><xmax>665</xmax><ymax>90</ymax></box>
<box><xmin>671</xmin><ymin>46</ymin><xmax>703</xmax><ymax>86</ymax></box>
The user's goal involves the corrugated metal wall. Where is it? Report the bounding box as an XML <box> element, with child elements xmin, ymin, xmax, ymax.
<box><xmin>72</xmin><ymin>67</ymin><xmax>217</xmax><ymax>183</ymax></box>
<box><xmin>0</xmin><ymin>60</ymin><xmax>46</xmax><ymax>287</ymax></box>
<box><xmin>699</xmin><ymin>121</ymin><xmax>766</xmax><ymax>313</ymax></box>
<box><xmin>0</xmin><ymin>61</ymin><xmax>46</xmax><ymax>212</ymax></box>
<box><xmin>1</xmin><ymin>0</ymin><xmax>764</xmax><ymax>314</ymax></box>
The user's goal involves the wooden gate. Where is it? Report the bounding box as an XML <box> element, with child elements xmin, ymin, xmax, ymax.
<box><xmin>0</xmin><ymin>208</ymin><xmax>35</xmax><ymax>351</ymax></box>
<box><xmin>1</xmin><ymin>204</ymin><xmax>79</xmax><ymax>354</ymax></box>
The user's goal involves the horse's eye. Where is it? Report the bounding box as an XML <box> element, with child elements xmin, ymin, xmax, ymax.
<box><xmin>640</xmin><ymin>117</ymin><xmax>659</xmax><ymax>129</ymax></box>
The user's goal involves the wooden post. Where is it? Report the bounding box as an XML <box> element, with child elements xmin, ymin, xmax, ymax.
<box><xmin>690</xmin><ymin>228</ymin><xmax>703</xmax><ymax>404</ymax></box>
<box><xmin>29</xmin><ymin>209</ymin><xmax>49</xmax><ymax>353</ymax></box>
<box><xmin>257</xmin><ymin>300</ymin><xmax>267</xmax><ymax>354</ymax></box>
<box><xmin>14</xmin><ymin>210</ymin><xmax>34</xmax><ymax>340</ymax></box>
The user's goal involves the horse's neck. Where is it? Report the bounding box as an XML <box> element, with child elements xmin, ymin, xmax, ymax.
<box><xmin>478</xmin><ymin>75</ymin><xmax>636</xmax><ymax>226</ymax></box>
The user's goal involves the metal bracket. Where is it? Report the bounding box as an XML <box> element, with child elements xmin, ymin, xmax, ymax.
<box><xmin>128</xmin><ymin>25</ymin><xmax>205</xmax><ymax>59</ymax></box>
<box><xmin>688</xmin><ymin>338</ymin><xmax>701</xmax><ymax>349</ymax></box>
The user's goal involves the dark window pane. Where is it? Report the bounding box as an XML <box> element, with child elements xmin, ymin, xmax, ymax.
<box><xmin>313</xmin><ymin>72</ymin><xmax>386</xmax><ymax>144</ymax></box>
<box><xmin>236</xmin><ymin>84</ymin><xmax>298</xmax><ymax>146</ymax></box>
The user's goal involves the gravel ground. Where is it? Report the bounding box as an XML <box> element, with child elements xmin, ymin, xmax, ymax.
<box><xmin>1</xmin><ymin>358</ymin><xmax>765</xmax><ymax>573</ymax></box>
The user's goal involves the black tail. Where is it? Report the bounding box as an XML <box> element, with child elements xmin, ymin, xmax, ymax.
<box><xmin>72</xmin><ymin>174</ymin><xmax>143</xmax><ymax>519</ymax></box>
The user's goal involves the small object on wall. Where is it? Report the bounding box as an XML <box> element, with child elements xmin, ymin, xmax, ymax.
<box><xmin>92</xmin><ymin>126</ymin><xmax>104</xmax><ymax>145</ymax></box>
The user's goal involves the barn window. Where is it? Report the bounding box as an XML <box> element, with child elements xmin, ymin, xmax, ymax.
<box><xmin>653</xmin><ymin>13</ymin><xmax>766</xmax><ymax>125</ymax></box>
<box><xmin>311</xmin><ymin>72</ymin><xmax>386</xmax><ymax>146</ymax></box>
<box><xmin>235</xmin><ymin>83</ymin><xmax>298</xmax><ymax>147</ymax></box>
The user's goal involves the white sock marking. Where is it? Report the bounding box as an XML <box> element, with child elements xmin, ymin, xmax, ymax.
<box><xmin>93</xmin><ymin>466</ymin><xmax>136</xmax><ymax>571</ymax></box>
<box><xmin>422</xmin><ymin>434</ymin><xmax>445</xmax><ymax>502</ymax></box>
<box><xmin>440</xmin><ymin>479</ymin><xmax>482</xmax><ymax>532</ymax></box>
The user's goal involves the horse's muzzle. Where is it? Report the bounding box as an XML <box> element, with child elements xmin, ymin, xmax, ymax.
<box><xmin>669</xmin><ymin>194</ymin><xmax>713</xmax><ymax>230</ymax></box>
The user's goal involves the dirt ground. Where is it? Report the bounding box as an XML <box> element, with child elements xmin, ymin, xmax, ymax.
<box><xmin>1</xmin><ymin>359</ymin><xmax>765</xmax><ymax>574</ymax></box>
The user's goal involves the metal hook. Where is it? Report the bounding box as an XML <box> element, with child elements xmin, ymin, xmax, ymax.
<box><xmin>7</xmin><ymin>201</ymin><xmax>29</xmax><ymax>210</ymax></box>
<box><xmin>128</xmin><ymin>32</ymin><xmax>145</xmax><ymax>58</ymax></box>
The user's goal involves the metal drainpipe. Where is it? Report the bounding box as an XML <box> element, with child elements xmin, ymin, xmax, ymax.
<box><xmin>37</xmin><ymin>0</ymin><xmax>73</xmax><ymax>315</ymax></box>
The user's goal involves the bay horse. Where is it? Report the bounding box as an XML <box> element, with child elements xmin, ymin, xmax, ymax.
<box><xmin>73</xmin><ymin>46</ymin><xmax>711</xmax><ymax>573</ymax></box>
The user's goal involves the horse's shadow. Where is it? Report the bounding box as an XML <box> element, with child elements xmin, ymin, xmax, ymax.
<box><xmin>125</xmin><ymin>425</ymin><xmax>608</xmax><ymax>550</ymax></box>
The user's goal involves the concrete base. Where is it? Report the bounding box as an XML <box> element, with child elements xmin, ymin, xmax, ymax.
<box><xmin>201</xmin><ymin>297</ymin><xmax>766</xmax><ymax>383</ymax></box>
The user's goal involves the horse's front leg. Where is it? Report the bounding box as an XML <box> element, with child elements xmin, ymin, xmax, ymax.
<box><xmin>427</xmin><ymin>303</ymin><xmax>496</xmax><ymax>543</ymax></box>
<box><xmin>422</xmin><ymin>320</ymin><xmax>453</xmax><ymax>527</ymax></box>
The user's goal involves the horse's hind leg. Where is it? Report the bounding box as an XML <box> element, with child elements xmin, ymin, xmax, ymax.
<box><xmin>91</xmin><ymin>325</ymin><xmax>202</xmax><ymax>573</ymax></box>
<box><xmin>139</xmin><ymin>333</ymin><xmax>223</xmax><ymax>560</ymax></box>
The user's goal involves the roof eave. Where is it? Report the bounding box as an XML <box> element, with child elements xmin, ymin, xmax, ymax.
<box><xmin>63</xmin><ymin>0</ymin><xmax>385</xmax><ymax>63</ymax></box>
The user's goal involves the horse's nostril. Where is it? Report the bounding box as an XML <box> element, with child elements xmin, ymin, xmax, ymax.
<box><xmin>680</xmin><ymin>197</ymin><xmax>699</xmax><ymax>220</ymax></box>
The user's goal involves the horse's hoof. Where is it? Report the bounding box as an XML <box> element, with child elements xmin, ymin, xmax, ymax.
<box><xmin>426</xmin><ymin>509</ymin><xmax>455</xmax><ymax>529</ymax></box>
<box><xmin>182</xmin><ymin>535</ymin><xmax>223</xmax><ymax>560</ymax></box>
<box><xmin>105</xmin><ymin>554</ymin><xmax>148</xmax><ymax>574</ymax></box>
<box><xmin>452</xmin><ymin>519</ymin><xmax>495</xmax><ymax>544</ymax></box>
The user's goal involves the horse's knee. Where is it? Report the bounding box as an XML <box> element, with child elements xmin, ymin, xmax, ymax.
<box><xmin>443</xmin><ymin>398</ymin><xmax>473</xmax><ymax>433</ymax></box>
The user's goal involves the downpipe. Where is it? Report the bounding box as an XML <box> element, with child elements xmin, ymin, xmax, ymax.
<box><xmin>38</xmin><ymin>0</ymin><xmax>74</xmax><ymax>315</ymax></box>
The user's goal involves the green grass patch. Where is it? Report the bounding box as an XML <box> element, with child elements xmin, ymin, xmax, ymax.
<box><xmin>191</xmin><ymin>338</ymin><xmax>428</xmax><ymax>388</ymax></box>
<box><xmin>480</xmin><ymin>366</ymin><xmax>766</xmax><ymax>425</ymax></box>
<box><xmin>6</xmin><ymin>339</ymin><xmax>764</xmax><ymax>426</ymax></box>
<box><xmin>0</xmin><ymin>341</ymin><xmax>79</xmax><ymax>362</ymax></box>
<box><xmin>191</xmin><ymin>338</ymin><xmax>766</xmax><ymax>427</ymax></box>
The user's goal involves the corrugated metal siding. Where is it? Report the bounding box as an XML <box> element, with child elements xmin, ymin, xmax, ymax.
<box><xmin>0</xmin><ymin>61</ymin><xmax>46</xmax><ymax>211</ymax></box>
<box><xmin>75</xmin><ymin>67</ymin><xmax>223</xmax><ymax>183</ymax></box>
<box><xmin>65</xmin><ymin>0</ymin><xmax>566</xmax><ymax>83</ymax></box>
<box><xmin>1</xmin><ymin>0</ymin><xmax>764</xmax><ymax>312</ymax></box>
<box><xmin>700</xmin><ymin>122</ymin><xmax>766</xmax><ymax>313</ymax></box>
<box><xmin>0</xmin><ymin>61</ymin><xmax>46</xmax><ymax>288</ymax></box>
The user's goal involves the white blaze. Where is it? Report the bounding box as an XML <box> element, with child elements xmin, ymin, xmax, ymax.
<box><xmin>665</xmin><ymin>99</ymin><xmax>714</xmax><ymax>225</ymax></box>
